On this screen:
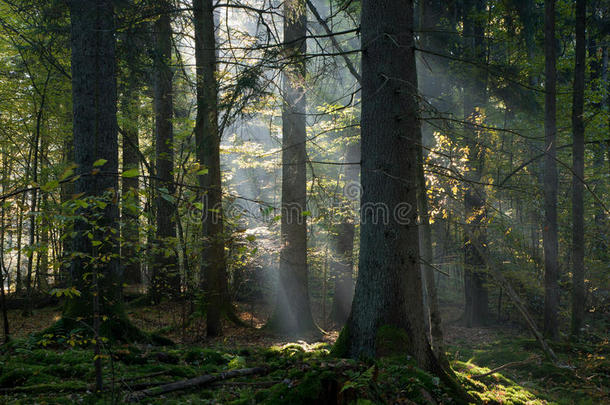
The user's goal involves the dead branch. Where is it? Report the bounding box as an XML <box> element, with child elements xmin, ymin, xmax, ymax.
<box><xmin>124</xmin><ymin>366</ymin><xmax>268</xmax><ymax>402</ymax></box>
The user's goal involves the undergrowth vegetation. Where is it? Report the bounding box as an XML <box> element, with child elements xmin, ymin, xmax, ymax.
<box><xmin>1</xmin><ymin>322</ymin><xmax>607</xmax><ymax>404</ymax></box>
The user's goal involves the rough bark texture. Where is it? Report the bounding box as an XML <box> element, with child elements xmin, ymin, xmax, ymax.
<box><xmin>194</xmin><ymin>0</ymin><xmax>229</xmax><ymax>337</ymax></box>
<box><xmin>152</xmin><ymin>1</ymin><xmax>179</xmax><ymax>300</ymax></box>
<box><xmin>341</xmin><ymin>0</ymin><xmax>437</xmax><ymax>372</ymax></box>
<box><xmin>570</xmin><ymin>0</ymin><xmax>585</xmax><ymax>338</ymax></box>
<box><xmin>543</xmin><ymin>0</ymin><xmax>559</xmax><ymax>341</ymax></box>
<box><xmin>462</xmin><ymin>0</ymin><xmax>489</xmax><ymax>327</ymax></box>
<box><xmin>266</xmin><ymin>0</ymin><xmax>317</xmax><ymax>335</ymax></box>
<box><xmin>65</xmin><ymin>0</ymin><xmax>122</xmax><ymax>322</ymax></box>
<box><xmin>330</xmin><ymin>138</ymin><xmax>359</xmax><ymax>325</ymax></box>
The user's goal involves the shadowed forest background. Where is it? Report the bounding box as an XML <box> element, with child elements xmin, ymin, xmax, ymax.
<box><xmin>0</xmin><ymin>0</ymin><xmax>608</xmax><ymax>403</ymax></box>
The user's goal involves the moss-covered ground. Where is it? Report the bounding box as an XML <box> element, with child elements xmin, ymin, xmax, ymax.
<box><xmin>0</xmin><ymin>303</ymin><xmax>607</xmax><ymax>404</ymax></box>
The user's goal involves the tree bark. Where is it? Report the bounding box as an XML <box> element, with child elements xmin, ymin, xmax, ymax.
<box><xmin>342</xmin><ymin>0</ymin><xmax>438</xmax><ymax>371</ymax></box>
<box><xmin>543</xmin><ymin>0</ymin><xmax>559</xmax><ymax>341</ymax></box>
<box><xmin>152</xmin><ymin>1</ymin><xmax>179</xmax><ymax>300</ymax></box>
<box><xmin>330</xmin><ymin>138</ymin><xmax>359</xmax><ymax>325</ymax></box>
<box><xmin>266</xmin><ymin>0</ymin><xmax>317</xmax><ymax>335</ymax></box>
<box><xmin>462</xmin><ymin>0</ymin><xmax>489</xmax><ymax>327</ymax></box>
<box><xmin>570</xmin><ymin>0</ymin><xmax>586</xmax><ymax>338</ymax></box>
<box><xmin>64</xmin><ymin>0</ymin><xmax>126</xmax><ymax>332</ymax></box>
<box><xmin>193</xmin><ymin>0</ymin><xmax>229</xmax><ymax>337</ymax></box>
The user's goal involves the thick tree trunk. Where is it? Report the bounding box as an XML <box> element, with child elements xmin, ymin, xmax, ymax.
<box><xmin>543</xmin><ymin>0</ymin><xmax>559</xmax><ymax>341</ymax></box>
<box><xmin>462</xmin><ymin>0</ymin><xmax>489</xmax><ymax>327</ymax></box>
<box><xmin>152</xmin><ymin>1</ymin><xmax>179</xmax><ymax>300</ymax></box>
<box><xmin>193</xmin><ymin>0</ymin><xmax>229</xmax><ymax>337</ymax></box>
<box><xmin>64</xmin><ymin>0</ymin><xmax>128</xmax><ymax>334</ymax></box>
<box><xmin>570</xmin><ymin>0</ymin><xmax>586</xmax><ymax>338</ymax></box>
<box><xmin>266</xmin><ymin>0</ymin><xmax>317</xmax><ymax>335</ymax></box>
<box><xmin>330</xmin><ymin>138</ymin><xmax>359</xmax><ymax>325</ymax></box>
<box><xmin>341</xmin><ymin>0</ymin><xmax>438</xmax><ymax>371</ymax></box>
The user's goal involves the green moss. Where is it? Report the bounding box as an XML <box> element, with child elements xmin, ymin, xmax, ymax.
<box><xmin>375</xmin><ymin>325</ymin><xmax>409</xmax><ymax>357</ymax></box>
<box><xmin>331</xmin><ymin>324</ymin><xmax>349</xmax><ymax>357</ymax></box>
<box><xmin>0</xmin><ymin>368</ymin><xmax>32</xmax><ymax>388</ymax></box>
<box><xmin>259</xmin><ymin>370</ymin><xmax>338</xmax><ymax>405</ymax></box>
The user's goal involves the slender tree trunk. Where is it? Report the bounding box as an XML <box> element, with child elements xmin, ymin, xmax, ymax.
<box><xmin>152</xmin><ymin>1</ymin><xmax>179</xmax><ymax>300</ymax></box>
<box><xmin>266</xmin><ymin>0</ymin><xmax>317</xmax><ymax>335</ymax></box>
<box><xmin>120</xmin><ymin>45</ymin><xmax>142</xmax><ymax>286</ymax></box>
<box><xmin>570</xmin><ymin>0</ymin><xmax>586</xmax><ymax>338</ymax></box>
<box><xmin>1</xmin><ymin>152</ymin><xmax>10</xmax><ymax>342</ymax></box>
<box><xmin>330</xmin><ymin>138</ymin><xmax>358</xmax><ymax>325</ymax></box>
<box><xmin>543</xmin><ymin>0</ymin><xmax>559</xmax><ymax>341</ymax></box>
<box><xmin>193</xmin><ymin>0</ymin><xmax>229</xmax><ymax>337</ymax></box>
<box><xmin>462</xmin><ymin>0</ymin><xmax>489</xmax><ymax>327</ymax></box>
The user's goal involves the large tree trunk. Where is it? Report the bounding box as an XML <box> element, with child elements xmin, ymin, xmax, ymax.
<box><xmin>330</xmin><ymin>138</ymin><xmax>359</xmax><ymax>325</ymax></box>
<box><xmin>152</xmin><ymin>1</ymin><xmax>179</xmax><ymax>300</ymax></box>
<box><xmin>339</xmin><ymin>0</ymin><xmax>443</xmax><ymax>374</ymax></box>
<box><xmin>193</xmin><ymin>0</ymin><xmax>229</xmax><ymax>337</ymax></box>
<box><xmin>64</xmin><ymin>0</ymin><xmax>125</xmax><ymax>329</ymax></box>
<box><xmin>543</xmin><ymin>0</ymin><xmax>559</xmax><ymax>341</ymax></box>
<box><xmin>570</xmin><ymin>0</ymin><xmax>586</xmax><ymax>338</ymax></box>
<box><xmin>266</xmin><ymin>0</ymin><xmax>317</xmax><ymax>335</ymax></box>
<box><xmin>462</xmin><ymin>0</ymin><xmax>489</xmax><ymax>327</ymax></box>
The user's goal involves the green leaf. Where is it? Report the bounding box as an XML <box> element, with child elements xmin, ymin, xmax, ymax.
<box><xmin>59</xmin><ymin>168</ymin><xmax>74</xmax><ymax>181</ymax></box>
<box><xmin>41</xmin><ymin>180</ymin><xmax>59</xmax><ymax>192</ymax></box>
<box><xmin>93</xmin><ymin>159</ymin><xmax>108</xmax><ymax>167</ymax></box>
<box><xmin>122</xmin><ymin>168</ymin><xmax>139</xmax><ymax>178</ymax></box>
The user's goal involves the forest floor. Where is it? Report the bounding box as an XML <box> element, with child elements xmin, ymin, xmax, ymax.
<box><xmin>0</xmin><ymin>301</ymin><xmax>607</xmax><ymax>404</ymax></box>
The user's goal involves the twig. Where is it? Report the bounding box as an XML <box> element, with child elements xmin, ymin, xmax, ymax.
<box><xmin>471</xmin><ymin>356</ymin><xmax>540</xmax><ymax>380</ymax></box>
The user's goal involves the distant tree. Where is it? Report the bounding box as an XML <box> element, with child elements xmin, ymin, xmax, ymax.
<box><xmin>266</xmin><ymin>0</ymin><xmax>317</xmax><ymax>335</ymax></box>
<box><xmin>570</xmin><ymin>0</ymin><xmax>585</xmax><ymax>338</ymax></box>
<box><xmin>543</xmin><ymin>0</ymin><xmax>559</xmax><ymax>341</ymax></box>
<box><xmin>152</xmin><ymin>0</ymin><xmax>180</xmax><ymax>301</ymax></box>
<box><xmin>462</xmin><ymin>0</ymin><xmax>489</xmax><ymax>328</ymax></box>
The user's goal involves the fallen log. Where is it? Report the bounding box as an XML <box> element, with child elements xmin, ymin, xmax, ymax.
<box><xmin>124</xmin><ymin>366</ymin><xmax>268</xmax><ymax>402</ymax></box>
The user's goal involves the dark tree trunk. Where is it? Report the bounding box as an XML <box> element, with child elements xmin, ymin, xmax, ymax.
<box><xmin>266</xmin><ymin>0</ymin><xmax>317</xmax><ymax>335</ymax></box>
<box><xmin>152</xmin><ymin>1</ymin><xmax>179</xmax><ymax>300</ymax></box>
<box><xmin>1</xmin><ymin>152</ymin><xmax>10</xmax><ymax>342</ymax></box>
<box><xmin>462</xmin><ymin>0</ymin><xmax>489</xmax><ymax>327</ymax></box>
<box><xmin>570</xmin><ymin>0</ymin><xmax>586</xmax><ymax>338</ymax></box>
<box><xmin>543</xmin><ymin>0</ymin><xmax>559</xmax><ymax>341</ymax></box>
<box><xmin>64</xmin><ymin>0</ymin><xmax>124</xmax><ymax>328</ymax></box>
<box><xmin>330</xmin><ymin>138</ymin><xmax>359</xmax><ymax>325</ymax></box>
<box><xmin>340</xmin><ymin>0</ymin><xmax>440</xmax><ymax>372</ymax></box>
<box><xmin>194</xmin><ymin>0</ymin><xmax>229</xmax><ymax>337</ymax></box>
